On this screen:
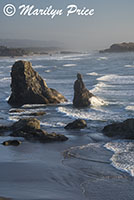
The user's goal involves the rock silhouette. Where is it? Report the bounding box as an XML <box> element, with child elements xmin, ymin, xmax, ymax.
<box><xmin>8</xmin><ymin>60</ymin><xmax>67</xmax><ymax>106</ymax></box>
<box><xmin>100</xmin><ymin>42</ymin><xmax>134</xmax><ymax>53</ymax></box>
<box><xmin>73</xmin><ymin>73</ymin><xmax>94</xmax><ymax>108</ymax></box>
<box><xmin>103</xmin><ymin>118</ymin><xmax>134</xmax><ymax>139</ymax></box>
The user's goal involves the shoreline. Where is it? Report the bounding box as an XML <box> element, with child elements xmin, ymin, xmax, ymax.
<box><xmin>0</xmin><ymin>140</ymin><xmax>133</xmax><ymax>200</ymax></box>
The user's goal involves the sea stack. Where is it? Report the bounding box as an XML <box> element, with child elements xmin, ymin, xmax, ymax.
<box><xmin>8</xmin><ymin>60</ymin><xmax>67</xmax><ymax>106</ymax></box>
<box><xmin>73</xmin><ymin>73</ymin><xmax>94</xmax><ymax>108</ymax></box>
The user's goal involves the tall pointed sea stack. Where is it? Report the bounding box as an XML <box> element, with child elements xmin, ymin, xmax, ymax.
<box><xmin>8</xmin><ymin>60</ymin><xmax>67</xmax><ymax>106</ymax></box>
<box><xmin>73</xmin><ymin>73</ymin><xmax>94</xmax><ymax>108</ymax></box>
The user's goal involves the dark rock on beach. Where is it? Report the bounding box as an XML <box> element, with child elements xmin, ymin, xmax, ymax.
<box><xmin>11</xmin><ymin>118</ymin><xmax>41</xmax><ymax>132</ymax></box>
<box><xmin>100</xmin><ymin>42</ymin><xmax>134</xmax><ymax>53</ymax></box>
<box><xmin>64</xmin><ymin>119</ymin><xmax>87</xmax><ymax>130</ymax></box>
<box><xmin>1</xmin><ymin>118</ymin><xmax>68</xmax><ymax>143</ymax></box>
<box><xmin>103</xmin><ymin>118</ymin><xmax>134</xmax><ymax>139</ymax></box>
<box><xmin>73</xmin><ymin>73</ymin><xmax>94</xmax><ymax>108</ymax></box>
<box><xmin>11</xmin><ymin>129</ymin><xmax>68</xmax><ymax>142</ymax></box>
<box><xmin>8</xmin><ymin>60</ymin><xmax>67</xmax><ymax>106</ymax></box>
<box><xmin>2</xmin><ymin>140</ymin><xmax>22</xmax><ymax>146</ymax></box>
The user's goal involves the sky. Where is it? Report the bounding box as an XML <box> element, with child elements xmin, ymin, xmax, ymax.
<box><xmin>0</xmin><ymin>0</ymin><xmax>134</xmax><ymax>50</ymax></box>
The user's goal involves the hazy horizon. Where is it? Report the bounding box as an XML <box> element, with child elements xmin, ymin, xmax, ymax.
<box><xmin>0</xmin><ymin>0</ymin><xmax>134</xmax><ymax>51</ymax></box>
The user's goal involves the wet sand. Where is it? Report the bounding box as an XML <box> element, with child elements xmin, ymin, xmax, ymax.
<box><xmin>0</xmin><ymin>139</ymin><xmax>134</xmax><ymax>200</ymax></box>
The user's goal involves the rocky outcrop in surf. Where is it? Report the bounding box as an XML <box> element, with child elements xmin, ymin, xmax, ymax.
<box><xmin>100</xmin><ymin>42</ymin><xmax>134</xmax><ymax>53</ymax></box>
<box><xmin>2</xmin><ymin>140</ymin><xmax>22</xmax><ymax>146</ymax></box>
<box><xmin>103</xmin><ymin>118</ymin><xmax>134</xmax><ymax>139</ymax></box>
<box><xmin>73</xmin><ymin>73</ymin><xmax>94</xmax><ymax>108</ymax></box>
<box><xmin>8</xmin><ymin>60</ymin><xmax>67</xmax><ymax>106</ymax></box>
<box><xmin>64</xmin><ymin>119</ymin><xmax>87</xmax><ymax>130</ymax></box>
<box><xmin>0</xmin><ymin>118</ymin><xmax>68</xmax><ymax>143</ymax></box>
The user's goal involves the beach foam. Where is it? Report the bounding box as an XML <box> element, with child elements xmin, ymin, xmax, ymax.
<box><xmin>8</xmin><ymin>116</ymin><xmax>19</xmax><ymax>122</ymax></box>
<box><xmin>45</xmin><ymin>70</ymin><xmax>51</xmax><ymax>73</ymax></box>
<box><xmin>97</xmin><ymin>57</ymin><xmax>108</xmax><ymax>61</ymax></box>
<box><xmin>124</xmin><ymin>64</ymin><xmax>134</xmax><ymax>68</ymax></box>
<box><xmin>86</xmin><ymin>72</ymin><xmax>99</xmax><ymax>76</ymax></box>
<box><xmin>33</xmin><ymin>65</ymin><xmax>48</xmax><ymax>69</ymax></box>
<box><xmin>97</xmin><ymin>74</ymin><xmax>134</xmax><ymax>84</ymax></box>
<box><xmin>57</xmin><ymin>105</ymin><xmax>118</xmax><ymax>122</ymax></box>
<box><xmin>40</xmin><ymin>121</ymin><xmax>66</xmax><ymax>128</ymax></box>
<box><xmin>90</xmin><ymin>82</ymin><xmax>107</xmax><ymax>93</ymax></box>
<box><xmin>63</xmin><ymin>64</ymin><xmax>77</xmax><ymax>67</ymax></box>
<box><xmin>90</xmin><ymin>96</ymin><xmax>108</xmax><ymax>107</ymax></box>
<box><xmin>0</xmin><ymin>77</ymin><xmax>11</xmax><ymax>82</ymax></box>
<box><xmin>125</xmin><ymin>106</ymin><xmax>134</xmax><ymax>111</ymax></box>
<box><xmin>105</xmin><ymin>141</ymin><xmax>134</xmax><ymax>177</ymax></box>
<box><xmin>22</xmin><ymin>104</ymin><xmax>46</xmax><ymax>108</ymax></box>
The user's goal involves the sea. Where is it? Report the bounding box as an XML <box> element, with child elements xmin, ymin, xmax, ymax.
<box><xmin>0</xmin><ymin>52</ymin><xmax>134</xmax><ymax>199</ymax></box>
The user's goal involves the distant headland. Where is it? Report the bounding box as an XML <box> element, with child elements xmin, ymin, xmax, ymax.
<box><xmin>0</xmin><ymin>46</ymin><xmax>81</xmax><ymax>57</ymax></box>
<box><xmin>100</xmin><ymin>42</ymin><xmax>134</xmax><ymax>53</ymax></box>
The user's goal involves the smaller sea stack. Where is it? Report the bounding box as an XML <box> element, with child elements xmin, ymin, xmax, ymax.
<box><xmin>73</xmin><ymin>73</ymin><xmax>94</xmax><ymax>108</ymax></box>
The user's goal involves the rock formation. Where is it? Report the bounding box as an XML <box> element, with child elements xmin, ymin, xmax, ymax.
<box><xmin>64</xmin><ymin>119</ymin><xmax>87</xmax><ymax>130</ymax></box>
<box><xmin>2</xmin><ymin>140</ymin><xmax>22</xmax><ymax>146</ymax></box>
<box><xmin>100</xmin><ymin>42</ymin><xmax>134</xmax><ymax>53</ymax></box>
<box><xmin>103</xmin><ymin>118</ymin><xmax>134</xmax><ymax>139</ymax></box>
<box><xmin>73</xmin><ymin>73</ymin><xmax>94</xmax><ymax>108</ymax></box>
<box><xmin>0</xmin><ymin>118</ymin><xmax>68</xmax><ymax>143</ymax></box>
<box><xmin>8</xmin><ymin>60</ymin><xmax>67</xmax><ymax>106</ymax></box>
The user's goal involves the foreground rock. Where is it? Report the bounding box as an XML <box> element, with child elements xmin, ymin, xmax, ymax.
<box><xmin>8</xmin><ymin>60</ymin><xmax>67</xmax><ymax>106</ymax></box>
<box><xmin>2</xmin><ymin>140</ymin><xmax>21</xmax><ymax>146</ymax></box>
<box><xmin>73</xmin><ymin>73</ymin><xmax>94</xmax><ymax>108</ymax></box>
<box><xmin>1</xmin><ymin>118</ymin><xmax>68</xmax><ymax>143</ymax></box>
<box><xmin>64</xmin><ymin>119</ymin><xmax>87</xmax><ymax>130</ymax></box>
<box><xmin>100</xmin><ymin>42</ymin><xmax>134</xmax><ymax>53</ymax></box>
<box><xmin>103</xmin><ymin>118</ymin><xmax>134</xmax><ymax>139</ymax></box>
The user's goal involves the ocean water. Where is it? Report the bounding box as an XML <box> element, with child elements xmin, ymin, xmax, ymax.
<box><xmin>0</xmin><ymin>52</ymin><xmax>134</xmax><ymax>199</ymax></box>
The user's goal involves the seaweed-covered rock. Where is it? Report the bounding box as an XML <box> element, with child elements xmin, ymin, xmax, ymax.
<box><xmin>103</xmin><ymin>118</ymin><xmax>134</xmax><ymax>139</ymax></box>
<box><xmin>8</xmin><ymin>60</ymin><xmax>67</xmax><ymax>106</ymax></box>
<box><xmin>73</xmin><ymin>73</ymin><xmax>94</xmax><ymax>108</ymax></box>
<box><xmin>64</xmin><ymin>119</ymin><xmax>87</xmax><ymax>130</ymax></box>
